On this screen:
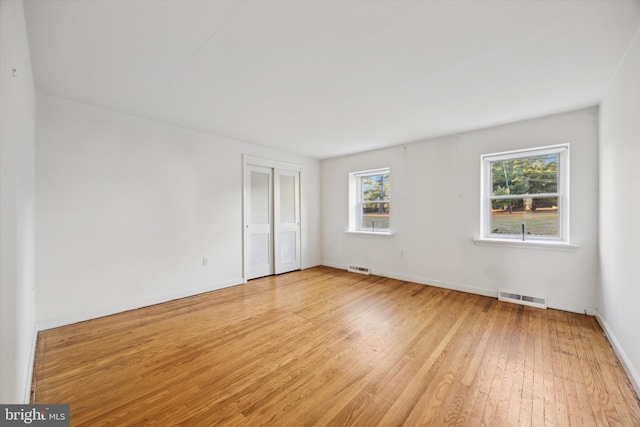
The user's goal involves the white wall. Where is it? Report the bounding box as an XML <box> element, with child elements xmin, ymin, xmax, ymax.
<box><xmin>0</xmin><ymin>0</ymin><xmax>37</xmax><ymax>403</ymax></box>
<box><xmin>599</xmin><ymin>27</ymin><xmax>640</xmax><ymax>395</ymax></box>
<box><xmin>323</xmin><ymin>107</ymin><xmax>599</xmax><ymax>313</ymax></box>
<box><xmin>35</xmin><ymin>95</ymin><xmax>321</xmax><ymax>328</ymax></box>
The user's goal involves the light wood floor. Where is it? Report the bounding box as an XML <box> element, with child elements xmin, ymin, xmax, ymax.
<box><xmin>33</xmin><ymin>267</ymin><xmax>640</xmax><ymax>426</ymax></box>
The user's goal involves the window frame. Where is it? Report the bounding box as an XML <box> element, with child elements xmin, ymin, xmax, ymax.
<box><xmin>348</xmin><ymin>167</ymin><xmax>391</xmax><ymax>234</ymax></box>
<box><xmin>480</xmin><ymin>144</ymin><xmax>570</xmax><ymax>243</ymax></box>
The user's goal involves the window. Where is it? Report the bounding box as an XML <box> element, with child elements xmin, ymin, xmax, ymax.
<box><xmin>481</xmin><ymin>145</ymin><xmax>569</xmax><ymax>243</ymax></box>
<box><xmin>349</xmin><ymin>168</ymin><xmax>390</xmax><ymax>233</ymax></box>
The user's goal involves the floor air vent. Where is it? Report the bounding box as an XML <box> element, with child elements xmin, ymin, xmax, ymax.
<box><xmin>348</xmin><ymin>265</ymin><xmax>371</xmax><ymax>275</ymax></box>
<box><xmin>499</xmin><ymin>290</ymin><xmax>547</xmax><ymax>309</ymax></box>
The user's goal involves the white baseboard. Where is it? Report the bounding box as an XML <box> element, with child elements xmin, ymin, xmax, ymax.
<box><xmin>37</xmin><ymin>278</ymin><xmax>244</xmax><ymax>331</ymax></box>
<box><xmin>24</xmin><ymin>322</ymin><xmax>38</xmax><ymax>403</ymax></box>
<box><xmin>372</xmin><ymin>268</ymin><xmax>498</xmax><ymax>299</ymax></box>
<box><xmin>321</xmin><ymin>261</ymin><xmax>348</xmax><ymax>271</ymax></box>
<box><xmin>547</xmin><ymin>301</ymin><xmax>598</xmax><ymax>316</ymax></box>
<box><xmin>595</xmin><ymin>309</ymin><xmax>640</xmax><ymax>398</ymax></box>
<box><xmin>321</xmin><ymin>262</ymin><xmax>596</xmax><ymax>315</ymax></box>
<box><xmin>322</xmin><ymin>261</ymin><xmax>497</xmax><ymax>298</ymax></box>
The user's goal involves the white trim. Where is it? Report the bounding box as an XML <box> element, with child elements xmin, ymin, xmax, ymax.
<box><xmin>491</xmin><ymin>192</ymin><xmax>560</xmax><ymax>201</ymax></box>
<box><xmin>547</xmin><ymin>302</ymin><xmax>597</xmax><ymax>316</ymax></box>
<box><xmin>375</xmin><ymin>269</ymin><xmax>498</xmax><ymax>298</ymax></box>
<box><xmin>595</xmin><ymin>309</ymin><xmax>640</xmax><ymax>398</ymax></box>
<box><xmin>472</xmin><ymin>237</ymin><xmax>579</xmax><ymax>251</ymax></box>
<box><xmin>480</xmin><ymin>143</ymin><xmax>569</xmax><ymax>161</ymax></box>
<box><xmin>37</xmin><ymin>278</ymin><xmax>244</xmax><ymax>331</ymax></box>
<box><xmin>321</xmin><ymin>261</ymin><xmax>496</xmax><ymax>297</ymax></box>
<box><xmin>352</xmin><ymin>167</ymin><xmax>390</xmax><ymax>177</ymax></box>
<box><xmin>344</xmin><ymin>230</ymin><xmax>394</xmax><ymax>237</ymax></box>
<box><xmin>321</xmin><ymin>262</ymin><xmax>595</xmax><ymax>315</ymax></box>
<box><xmin>321</xmin><ymin>261</ymin><xmax>348</xmax><ymax>270</ymax></box>
<box><xmin>24</xmin><ymin>322</ymin><xmax>38</xmax><ymax>403</ymax></box>
<box><xmin>243</xmin><ymin>155</ymin><xmax>300</xmax><ymax>172</ymax></box>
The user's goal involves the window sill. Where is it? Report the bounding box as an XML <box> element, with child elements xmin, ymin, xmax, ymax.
<box><xmin>345</xmin><ymin>230</ymin><xmax>394</xmax><ymax>237</ymax></box>
<box><xmin>472</xmin><ymin>237</ymin><xmax>579</xmax><ymax>251</ymax></box>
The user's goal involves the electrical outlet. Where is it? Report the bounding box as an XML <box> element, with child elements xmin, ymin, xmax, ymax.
<box><xmin>203</xmin><ymin>257</ymin><xmax>209</xmax><ymax>267</ymax></box>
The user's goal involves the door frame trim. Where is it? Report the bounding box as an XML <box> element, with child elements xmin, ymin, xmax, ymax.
<box><xmin>243</xmin><ymin>156</ymin><xmax>300</xmax><ymax>173</ymax></box>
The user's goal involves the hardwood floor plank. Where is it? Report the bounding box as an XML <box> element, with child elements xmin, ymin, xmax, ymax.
<box><xmin>528</xmin><ymin>306</ymin><xmax>545</xmax><ymax>427</ymax></box>
<box><xmin>481</xmin><ymin>302</ymin><xmax>518</xmax><ymax>426</ymax></box>
<box><xmin>568</xmin><ymin>313</ymin><xmax>610</xmax><ymax>426</ymax></box>
<box><xmin>32</xmin><ymin>267</ymin><xmax>640</xmax><ymax>426</ymax></box>
<box><xmin>580</xmin><ymin>314</ymin><xmax>637</xmax><ymax>426</ymax></box>
<box><xmin>391</xmin><ymin>296</ymin><xmax>477</xmax><ymax>425</ymax></box>
<box><xmin>560</xmin><ymin>311</ymin><xmax>598</xmax><ymax>426</ymax></box>
<box><xmin>317</xmin><ymin>288</ymin><xmax>456</xmax><ymax>426</ymax></box>
<box><xmin>540</xmin><ymin>303</ymin><xmax>559</xmax><ymax>426</ymax></box>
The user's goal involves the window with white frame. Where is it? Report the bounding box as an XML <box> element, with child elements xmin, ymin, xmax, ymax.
<box><xmin>481</xmin><ymin>145</ymin><xmax>569</xmax><ymax>242</ymax></box>
<box><xmin>349</xmin><ymin>168</ymin><xmax>390</xmax><ymax>233</ymax></box>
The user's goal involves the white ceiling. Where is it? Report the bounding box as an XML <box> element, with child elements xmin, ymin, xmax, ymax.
<box><xmin>23</xmin><ymin>1</ymin><xmax>640</xmax><ymax>159</ymax></box>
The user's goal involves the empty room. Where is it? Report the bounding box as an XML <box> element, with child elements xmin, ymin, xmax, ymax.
<box><xmin>2</xmin><ymin>0</ymin><xmax>640</xmax><ymax>425</ymax></box>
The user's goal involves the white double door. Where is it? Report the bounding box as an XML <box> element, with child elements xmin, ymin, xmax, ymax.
<box><xmin>245</xmin><ymin>163</ymin><xmax>301</xmax><ymax>280</ymax></box>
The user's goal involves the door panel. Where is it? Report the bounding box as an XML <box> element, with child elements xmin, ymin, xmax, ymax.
<box><xmin>246</xmin><ymin>166</ymin><xmax>273</xmax><ymax>280</ymax></box>
<box><xmin>274</xmin><ymin>170</ymin><xmax>301</xmax><ymax>274</ymax></box>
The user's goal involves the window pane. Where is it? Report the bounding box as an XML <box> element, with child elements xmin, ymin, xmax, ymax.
<box><xmin>359</xmin><ymin>202</ymin><xmax>389</xmax><ymax>231</ymax></box>
<box><xmin>491</xmin><ymin>154</ymin><xmax>558</xmax><ymax>197</ymax></box>
<box><xmin>361</xmin><ymin>173</ymin><xmax>390</xmax><ymax>201</ymax></box>
<box><xmin>490</xmin><ymin>197</ymin><xmax>558</xmax><ymax>236</ymax></box>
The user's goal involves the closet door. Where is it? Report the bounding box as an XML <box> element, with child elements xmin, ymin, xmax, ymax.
<box><xmin>274</xmin><ymin>169</ymin><xmax>301</xmax><ymax>274</ymax></box>
<box><xmin>245</xmin><ymin>165</ymin><xmax>273</xmax><ymax>280</ymax></box>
